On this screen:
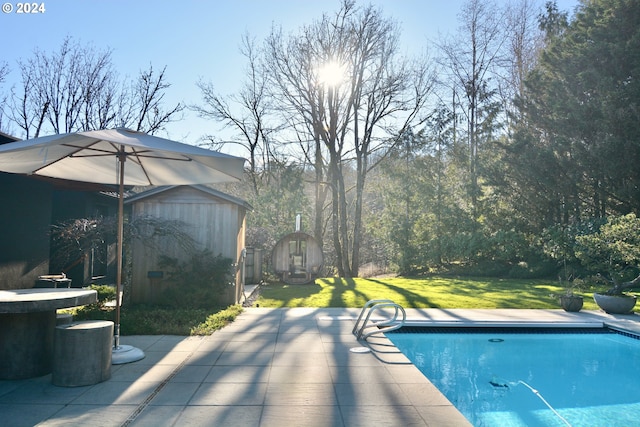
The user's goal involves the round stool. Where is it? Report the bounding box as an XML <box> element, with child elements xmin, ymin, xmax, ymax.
<box><xmin>52</xmin><ymin>320</ymin><xmax>113</xmax><ymax>387</ymax></box>
<box><xmin>56</xmin><ymin>313</ymin><xmax>73</xmax><ymax>325</ymax></box>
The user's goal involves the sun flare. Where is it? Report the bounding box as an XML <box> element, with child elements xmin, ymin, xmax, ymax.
<box><xmin>317</xmin><ymin>60</ymin><xmax>346</xmax><ymax>87</ymax></box>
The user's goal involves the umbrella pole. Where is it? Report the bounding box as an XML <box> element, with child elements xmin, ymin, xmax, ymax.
<box><xmin>112</xmin><ymin>149</ymin><xmax>144</xmax><ymax>364</ymax></box>
<box><xmin>114</xmin><ymin>152</ymin><xmax>125</xmax><ymax>349</ymax></box>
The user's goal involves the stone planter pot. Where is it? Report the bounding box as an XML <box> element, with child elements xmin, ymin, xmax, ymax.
<box><xmin>560</xmin><ymin>295</ymin><xmax>583</xmax><ymax>312</ymax></box>
<box><xmin>593</xmin><ymin>293</ymin><xmax>637</xmax><ymax>314</ymax></box>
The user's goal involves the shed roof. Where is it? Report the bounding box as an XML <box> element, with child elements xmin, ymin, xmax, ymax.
<box><xmin>124</xmin><ymin>184</ymin><xmax>252</xmax><ymax>210</ymax></box>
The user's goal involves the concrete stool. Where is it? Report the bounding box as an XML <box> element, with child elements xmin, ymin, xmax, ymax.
<box><xmin>52</xmin><ymin>320</ymin><xmax>113</xmax><ymax>387</ymax></box>
<box><xmin>56</xmin><ymin>313</ymin><xmax>73</xmax><ymax>325</ymax></box>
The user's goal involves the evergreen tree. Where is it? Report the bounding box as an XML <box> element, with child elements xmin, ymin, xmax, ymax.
<box><xmin>505</xmin><ymin>0</ymin><xmax>640</xmax><ymax>228</ymax></box>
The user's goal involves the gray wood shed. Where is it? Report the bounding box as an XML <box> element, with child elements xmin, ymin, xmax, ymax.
<box><xmin>125</xmin><ymin>185</ymin><xmax>250</xmax><ymax>305</ymax></box>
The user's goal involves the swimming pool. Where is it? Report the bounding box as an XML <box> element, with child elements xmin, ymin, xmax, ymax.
<box><xmin>385</xmin><ymin>326</ymin><xmax>640</xmax><ymax>427</ymax></box>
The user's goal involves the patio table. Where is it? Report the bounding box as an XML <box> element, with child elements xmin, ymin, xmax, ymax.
<box><xmin>0</xmin><ymin>288</ymin><xmax>97</xmax><ymax>379</ymax></box>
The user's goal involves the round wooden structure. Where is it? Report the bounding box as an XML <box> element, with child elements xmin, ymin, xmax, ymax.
<box><xmin>272</xmin><ymin>232</ymin><xmax>323</xmax><ymax>284</ymax></box>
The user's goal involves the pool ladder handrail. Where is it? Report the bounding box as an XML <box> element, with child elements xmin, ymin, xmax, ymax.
<box><xmin>352</xmin><ymin>299</ymin><xmax>406</xmax><ymax>340</ymax></box>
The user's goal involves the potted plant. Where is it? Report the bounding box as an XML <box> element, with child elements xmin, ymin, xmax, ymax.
<box><xmin>591</xmin><ymin>275</ymin><xmax>638</xmax><ymax>314</ymax></box>
<box><xmin>543</xmin><ymin>224</ymin><xmax>584</xmax><ymax>312</ymax></box>
<box><xmin>558</xmin><ymin>279</ymin><xmax>584</xmax><ymax>312</ymax></box>
<box><xmin>575</xmin><ymin>214</ymin><xmax>640</xmax><ymax>314</ymax></box>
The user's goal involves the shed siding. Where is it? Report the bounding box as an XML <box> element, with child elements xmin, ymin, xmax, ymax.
<box><xmin>129</xmin><ymin>186</ymin><xmax>246</xmax><ymax>304</ymax></box>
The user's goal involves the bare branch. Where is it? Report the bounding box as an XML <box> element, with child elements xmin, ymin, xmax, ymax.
<box><xmin>193</xmin><ymin>32</ymin><xmax>280</xmax><ymax>195</ymax></box>
<box><xmin>5</xmin><ymin>37</ymin><xmax>180</xmax><ymax>138</ymax></box>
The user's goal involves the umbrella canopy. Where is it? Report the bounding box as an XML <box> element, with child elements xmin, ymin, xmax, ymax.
<box><xmin>0</xmin><ymin>128</ymin><xmax>245</xmax><ymax>362</ymax></box>
<box><xmin>0</xmin><ymin>128</ymin><xmax>244</xmax><ymax>185</ymax></box>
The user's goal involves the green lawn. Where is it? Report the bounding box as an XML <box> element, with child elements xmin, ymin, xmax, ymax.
<box><xmin>256</xmin><ymin>276</ymin><xmax>603</xmax><ymax>310</ymax></box>
<box><xmin>66</xmin><ymin>276</ymin><xmax>610</xmax><ymax>336</ymax></box>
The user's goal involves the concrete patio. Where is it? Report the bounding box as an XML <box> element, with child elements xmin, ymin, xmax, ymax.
<box><xmin>1</xmin><ymin>307</ymin><xmax>639</xmax><ymax>427</ymax></box>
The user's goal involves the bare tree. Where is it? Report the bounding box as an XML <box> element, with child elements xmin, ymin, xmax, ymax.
<box><xmin>9</xmin><ymin>56</ymin><xmax>53</xmax><ymax>139</ymax></box>
<box><xmin>124</xmin><ymin>65</ymin><xmax>183</xmax><ymax>134</ymax></box>
<box><xmin>193</xmin><ymin>33</ymin><xmax>278</xmax><ymax>195</ymax></box>
<box><xmin>0</xmin><ymin>61</ymin><xmax>9</xmax><ymax>132</ymax></box>
<box><xmin>7</xmin><ymin>37</ymin><xmax>182</xmax><ymax>138</ymax></box>
<box><xmin>9</xmin><ymin>38</ymin><xmax>116</xmax><ymax>136</ymax></box>
<box><xmin>438</xmin><ymin>0</ymin><xmax>507</xmax><ymax>222</ymax></box>
<box><xmin>266</xmin><ymin>0</ymin><xmax>433</xmax><ymax>276</ymax></box>
<box><xmin>0</xmin><ymin>62</ymin><xmax>8</xmax><ymax>86</ymax></box>
<box><xmin>502</xmin><ymin>0</ymin><xmax>545</xmax><ymax>124</ymax></box>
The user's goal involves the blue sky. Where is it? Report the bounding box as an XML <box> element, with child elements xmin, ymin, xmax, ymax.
<box><xmin>1</xmin><ymin>0</ymin><xmax>579</xmax><ymax>153</ymax></box>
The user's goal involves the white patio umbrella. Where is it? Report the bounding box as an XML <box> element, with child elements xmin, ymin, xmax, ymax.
<box><xmin>0</xmin><ymin>128</ymin><xmax>245</xmax><ymax>363</ymax></box>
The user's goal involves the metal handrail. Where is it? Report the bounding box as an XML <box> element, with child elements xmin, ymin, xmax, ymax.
<box><xmin>353</xmin><ymin>299</ymin><xmax>406</xmax><ymax>340</ymax></box>
<box><xmin>352</xmin><ymin>299</ymin><xmax>396</xmax><ymax>335</ymax></box>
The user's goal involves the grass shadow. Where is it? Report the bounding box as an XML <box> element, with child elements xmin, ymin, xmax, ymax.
<box><xmin>258</xmin><ymin>276</ymin><xmax>576</xmax><ymax>310</ymax></box>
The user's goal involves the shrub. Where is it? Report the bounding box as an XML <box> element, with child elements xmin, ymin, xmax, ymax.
<box><xmin>156</xmin><ymin>250</ymin><xmax>234</xmax><ymax>309</ymax></box>
<box><xmin>541</xmin><ymin>220</ymin><xmax>604</xmax><ymax>281</ymax></box>
<box><xmin>575</xmin><ymin>214</ymin><xmax>640</xmax><ymax>294</ymax></box>
<box><xmin>84</xmin><ymin>284</ymin><xmax>116</xmax><ymax>308</ymax></box>
<box><xmin>71</xmin><ymin>304</ymin><xmax>243</xmax><ymax>335</ymax></box>
<box><xmin>507</xmin><ymin>259</ymin><xmax>557</xmax><ymax>279</ymax></box>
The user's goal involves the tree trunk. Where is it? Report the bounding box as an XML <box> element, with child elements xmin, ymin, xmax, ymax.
<box><xmin>351</xmin><ymin>158</ymin><xmax>366</xmax><ymax>277</ymax></box>
<box><xmin>336</xmin><ymin>166</ymin><xmax>351</xmax><ymax>277</ymax></box>
<box><xmin>313</xmin><ymin>136</ymin><xmax>326</xmax><ymax>250</ymax></box>
<box><xmin>328</xmin><ymin>155</ymin><xmax>345</xmax><ymax>277</ymax></box>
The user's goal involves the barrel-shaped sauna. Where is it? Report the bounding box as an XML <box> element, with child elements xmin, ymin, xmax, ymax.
<box><xmin>272</xmin><ymin>232</ymin><xmax>323</xmax><ymax>284</ymax></box>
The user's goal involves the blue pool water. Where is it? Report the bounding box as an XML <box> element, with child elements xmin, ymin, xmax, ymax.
<box><xmin>386</xmin><ymin>327</ymin><xmax>640</xmax><ymax>427</ymax></box>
